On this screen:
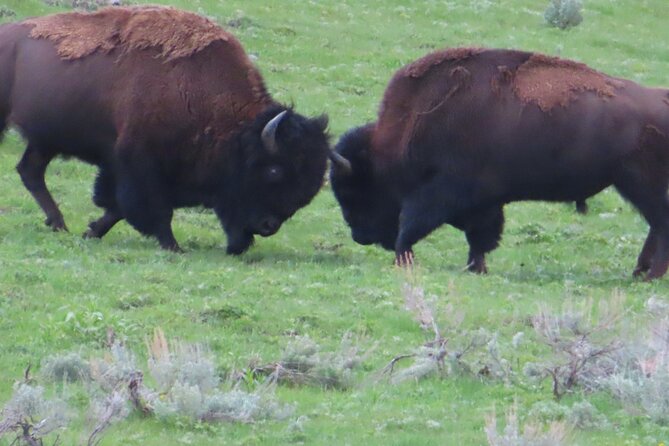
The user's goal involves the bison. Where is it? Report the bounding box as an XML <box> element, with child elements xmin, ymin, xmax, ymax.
<box><xmin>330</xmin><ymin>48</ymin><xmax>669</xmax><ymax>280</ymax></box>
<box><xmin>0</xmin><ymin>6</ymin><xmax>333</xmax><ymax>254</ymax></box>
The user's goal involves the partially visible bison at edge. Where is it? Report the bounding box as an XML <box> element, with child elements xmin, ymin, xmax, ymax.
<box><xmin>0</xmin><ymin>6</ymin><xmax>331</xmax><ymax>254</ymax></box>
<box><xmin>330</xmin><ymin>48</ymin><xmax>669</xmax><ymax>280</ymax></box>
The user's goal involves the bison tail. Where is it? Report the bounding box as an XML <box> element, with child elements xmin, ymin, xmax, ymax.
<box><xmin>0</xmin><ymin>24</ymin><xmax>19</xmax><ymax>145</ymax></box>
<box><xmin>0</xmin><ymin>95</ymin><xmax>9</xmax><ymax>144</ymax></box>
<box><xmin>0</xmin><ymin>119</ymin><xmax>7</xmax><ymax>144</ymax></box>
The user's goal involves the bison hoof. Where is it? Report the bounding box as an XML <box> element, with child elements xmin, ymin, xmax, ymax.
<box><xmin>644</xmin><ymin>266</ymin><xmax>669</xmax><ymax>281</ymax></box>
<box><xmin>83</xmin><ymin>223</ymin><xmax>101</xmax><ymax>239</ymax></box>
<box><xmin>226</xmin><ymin>243</ymin><xmax>249</xmax><ymax>255</ymax></box>
<box><xmin>45</xmin><ymin>216</ymin><xmax>68</xmax><ymax>232</ymax></box>
<box><xmin>468</xmin><ymin>262</ymin><xmax>488</xmax><ymax>274</ymax></box>
<box><xmin>226</xmin><ymin>233</ymin><xmax>254</xmax><ymax>255</ymax></box>
<box><xmin>161</xmin><ymin>243</ymin><xmax>183</xmax><ymax>253</ymax></box>
<box><xmin>632</xmin><ymin>266</ymin><xmax>649</xmax><ymax>278</ymax></box>
<box><xmin>394</xmin><ymin>250</ymin><xmax>415</xmax><ymax>267</ymax></box>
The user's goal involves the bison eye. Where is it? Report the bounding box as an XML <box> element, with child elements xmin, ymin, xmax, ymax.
<box><xmin>264</xmin><ymin>165</ymin><xmax>284</xmax><ymax>182</ymax></box>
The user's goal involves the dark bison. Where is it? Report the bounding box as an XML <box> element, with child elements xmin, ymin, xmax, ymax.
<box><xmin>0</xmin><ymin>6</ymin><xmax>332</xmax><ymax>254</ymax></box>
<box><xmin>330</xmin><ymin>48</ymin><xmax>669</xmax><ymax>280</ymax></box>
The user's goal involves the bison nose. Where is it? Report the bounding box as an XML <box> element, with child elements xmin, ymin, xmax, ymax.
<box><xmin>258</xmin><ymin>217</ymin><xmax>281</xmax><ymax>236</ymax></box>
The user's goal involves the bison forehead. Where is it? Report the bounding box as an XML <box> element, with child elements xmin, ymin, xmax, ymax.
<box><xmin>512</xmin><ymin>53</ymin><xmax>624</xmax><ymax>111</ymax></box>
<box><xmin>24</xmin><ymin>6</ymin><xmax>233</xmax><ymax>62</ymax></box>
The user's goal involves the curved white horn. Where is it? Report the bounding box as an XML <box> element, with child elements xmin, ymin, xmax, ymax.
<box><xmin>329</xmin><ymin>151</ymin><xmax>352</xmax><ymax>175</ymax></box>
<box><xmin>261</xmin><ymin>110</ymin><xmax>288</xmax><ymax>154</ymax></box>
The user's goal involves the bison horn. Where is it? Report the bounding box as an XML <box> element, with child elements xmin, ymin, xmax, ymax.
<box><xmin>261</xmin><ymin>110</ymin><xmax>288</xmax><ymax>154</ymax></box>
<box><xmin>329</xmin><ymin>151</ymin><xmax>352</xmax><ymax>175</ymax></box>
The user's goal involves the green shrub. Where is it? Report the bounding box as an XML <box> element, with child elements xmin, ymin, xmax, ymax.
<box><xmin>544</xmin><ymin>0</ymin><xmax>583</xmax><ymax>29</ymax></box>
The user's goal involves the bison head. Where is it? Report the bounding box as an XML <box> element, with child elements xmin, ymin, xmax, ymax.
<box><xmin>330</xmin><ymin>125</ymin><xmax>401</xmax><ymax>251</ymax></box>
<box><xmin>216</xmin><ymin>106</ymin><xmax>330</xmax><ymax>255</ymax></box>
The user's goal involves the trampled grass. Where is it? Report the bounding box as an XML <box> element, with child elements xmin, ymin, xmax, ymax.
<box><xmin>1</xmin><ymin>0</ymin><xmax>669</xmax><ymax>444</ymax></box>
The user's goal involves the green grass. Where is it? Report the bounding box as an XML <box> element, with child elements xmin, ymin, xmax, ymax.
<box><xmin>2</xmin><ymin>0</ymin><xmax>669</xmax><ymax>444</ymax></box>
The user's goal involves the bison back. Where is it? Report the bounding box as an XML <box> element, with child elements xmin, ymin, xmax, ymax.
<box><xmin>372</xmin><ymin>48</ymin><xmax>667</xmax><ymax>203</ymax></box>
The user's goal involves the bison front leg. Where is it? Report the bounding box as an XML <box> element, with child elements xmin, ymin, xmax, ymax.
<box><xmin>224</xmin><ymin>228</ymin><xmax>254</xmax><ymax>255</ymax></box>
<box><xmin>84</xmin><ymin>210</ymin><xmax>123</xmax><ymax>239</ymax></box>
<box><xmin>115</xmin><ymin>161</ymin><xmax>181</xmax><ymax>252</ymax></box>
<box><xmin>16</xmin><ymin>144</ymin><xmax>67</xmax><ymax>231</ymax></box>
<box><xmin>633</xmin><ymin>229</ymin><xmax>657</xmax><ymax>277</ymax></box>
<box><xmin>394</xmin><ymin>178</ymin><xmax>465</xmax><ymax>268</ymax></box>
<box><xmin>214</xmin><ymin>209</ymin><xmax>254</xmax><ymax>255</ymax></box>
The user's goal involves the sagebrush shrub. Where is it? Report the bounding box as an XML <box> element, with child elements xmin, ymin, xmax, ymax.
<box><xmin>146</xmin><ymin>329</ymin><xmax>291</xmax><ymax>423</ymax></box>
<box><xmin>382</xmin><ymin>284</ymin><xmax>522</xmax><ymax>384</ymax></box>
<box><xmin>0</xmin><ymin>383</ymin><xmax>69</xmax><ymax>443</ymax></box>
<box><xmin>523</xmin><ymin>297</ymin><xmax>623</xmax><ymax>400</ymax></box>
<box><xmin>607</xmin><ymin>317</ymin><xmax>669</xmax><ymax>424</ymax></box>
<box><xmin>0</xmin><ymin>6</ymin><xmax>15</xmax><ymax>17</ymax></box>
<box><xmin>485</xmin><ymin>403</ymin><xmax>569</xmax><ymax>446</ymax></box>
<box><xmin>147</xmin><ymin>329</ymin><xmax>219</xmax><ymax>394</ymax></box>
<box><xmin>41</xmin><ymin>352</ymin><xmax>90</xmax><ymax>383</ymax></box>
<box><xmin>544</xmin><ymin>0</ymin><xmax>583</xmax><ymax>29</ymax></box>
<box><xmin>566</xmin><ymin>401</ymin><xmax>608</xmax><ymax>430</ymax></box>
<box><xmin>247</xmin><ymin>334</ymin><xmax>369</xmax><ymax>390</ymax></box>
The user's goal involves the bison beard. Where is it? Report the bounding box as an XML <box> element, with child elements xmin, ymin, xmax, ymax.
<box><xmin>331</xmin><ymin>48</ymin><xmax>669</xmax><ymax>280</ymax></box>
<box><xmin>0</xmin><ymin>7</ymin><xmax>331</xmax><ymax>254</ymax></box>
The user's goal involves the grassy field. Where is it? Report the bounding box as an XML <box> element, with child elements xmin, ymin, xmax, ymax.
<box><xmin>2</xmin><ymin>0</ymin><xmax>669</xmax><ymax>444</ymax></box>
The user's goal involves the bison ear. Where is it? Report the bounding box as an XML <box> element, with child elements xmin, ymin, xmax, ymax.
<box><xmin>261</xmin><ymin>110</ymin><xmax>289</xmax><ymax>154</ymax></box>
<box><xmin>329</xmin><ymin>151</ymin><xmax>352</xmax><ymax>175</ymax></box>
<box><xmin>312</xmin><ymin>114</ymin><xmax>329</xmax><ymax>132</ymax></box>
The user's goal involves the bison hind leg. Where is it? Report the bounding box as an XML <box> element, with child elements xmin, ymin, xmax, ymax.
<box><xmin>613</xmin><ymin>129</ymin><xmax>669</xmax><ymax>280</ymax></box>
<box><xmin>575</xmin><ymin>200</ymin><xmax>588</xmax><ymax>214</ymax></box>
<box><xmin>16</xmin><ymin>144</ymin><xmax>67</xmax><ymax>231</ymax></box>
<box><xmin>616</xmin><ymin>193</ymin><xmax>669</xmax><ymax>280</ymax></box>
<box><xmin>463</xmin><ymin>205</ymin><xmax>505</xmax><ymax>274</ymax></box>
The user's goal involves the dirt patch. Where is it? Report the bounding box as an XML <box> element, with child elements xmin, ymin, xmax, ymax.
<box><xmin>513</xmin><ymin>54</ymin><xmax>623</xmax><ymax>111</ymax></box>
<box><xmin>25</xmin><ymin>6</ymin><xmax>232</xmax><ymax>62</ymax></box>
<box><xmin>402</xmin><ymin>47</ymin><xmax>485</xmax><ymax>78</ymax></box>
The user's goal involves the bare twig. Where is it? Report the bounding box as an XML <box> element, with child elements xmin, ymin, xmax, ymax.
<box><xmin>382</xmin><ymin>354</ymin><xmax>417</xmax><ymax>376</ymax></box>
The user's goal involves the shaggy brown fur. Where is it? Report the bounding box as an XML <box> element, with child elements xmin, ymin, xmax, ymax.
<box><xmin>513</xmin><ymin>53</ymin><xmax>623</xmax><ymax>111</ymax></box>
<box><xmin>402</xmin><ymin>47</ymin><xmax>484</xmax><ymax>78</ymax></box>
<box><xmin>25</xmin><ymin>5</ymin><xmax>231</xmax><ymax>61</ymax></box>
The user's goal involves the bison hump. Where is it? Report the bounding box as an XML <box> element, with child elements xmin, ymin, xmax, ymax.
<box><xmin>24</xmin><ymin>6</ymin><xmax>233</xmax><ymax>62</ymax></box>
<box><xmin>401</xmin><ymin>47</ymin><xmax>485</xmax><ymax>78</ymax></box>
<box><xmin>513</xmin><ymin>53</ymin><xmax>623</xmax><ymax>111</ymax></box>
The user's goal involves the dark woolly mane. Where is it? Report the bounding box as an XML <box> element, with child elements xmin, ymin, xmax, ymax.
<box><xmin>24</xmin><ymin>6</ymin><xmax>233</xmax><ymax>61</ymax></box>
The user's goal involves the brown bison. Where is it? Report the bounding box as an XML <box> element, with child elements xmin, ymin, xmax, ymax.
<box><xmin>330</xmin><ymin>48</ymin><xmax>669</xmax><ymax>280</ymax></box>
<box><xmin>0</xmin><ymin>6</ymin><xmax>332</xmax><ymax>254</ymax></box>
